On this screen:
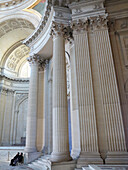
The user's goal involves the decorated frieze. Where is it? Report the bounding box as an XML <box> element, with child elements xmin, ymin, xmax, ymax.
<box><xmin>0</xmin><ymin>0</ymin><xmax>27</xmax><ymax>9</ymax></box>
<box><xmin>0</xmin><ymin>73</ymin><xmax>29</xmax><ymax>82</ymax></box>
<box><xmin>0</xmin><ymin>86</ymin><xmax>14</xmax><ymax>94</ymax></box>
<box><xmin>117</xmin><ymin>34</ymin><xmax>128</xmax><ymax>68</ymax></box>
<box><xmin>6</xmin><ymin>45</ymin><xmax>30</xmax><ymax>71</ymax></box>
<box><xmin>0</xmin><ymin>18</ymin><xmax>35</xmax><ymax>38</ymax></box>
<box><xmin>114</xmin><ymin>18</ymin><xmax>128</xmax><ymax>31</ymax></box>
<box><xmin>23</xmin><ymin>0</ymin><xmax>52</xmax><ymax>46</ymax></box>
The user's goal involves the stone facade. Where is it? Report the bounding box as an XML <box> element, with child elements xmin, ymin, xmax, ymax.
<box><xmin>0</xmin><ymin>0</ymin><xmax>128</xmax><ymax>169</ymax></box>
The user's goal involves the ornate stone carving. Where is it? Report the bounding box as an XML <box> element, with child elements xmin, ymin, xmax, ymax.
<box><xmin>27</xmin><ymin>54</ymin><xmax>41</xmax><ymax>65</ymax></box>
<box><xmin>0</xmin><ymin>87</ymin><xmax>14</xmax><ymax>94</ymax></box>
<box><xmin>50</xmin><ymin>21</ymin><xmax>70</xmax><ymax>38</ymax></box>
<box><xmin>39</xmin><ymin>59</ymin><xmax>49</xmax><ymax>71</ymax></box>
<box><xmin>23</xmin><ymin>0</ymin><xmax>52</xmax><ymax>46</ymax></box>
<box><xmin>108</xmin><ymin>19</ymin><xmax>116</xmax><ymax>32</ymax></box>
<box><xmin>90</xmin><ymin>15</ymin><xmax>108</xmax><ymax>30</ymax></box>
<box><xmin>71</xmin><ymin>19</ymin><xmax>89</xmax><ymax>33</ymax></box>
<box><xmin>27</xmin><ymin>54</ymin><xmax>48</xmax><ymax>72</ymax></box>
<box><xmin>0</xmin><ymin>19</ymin><xmax>35</xmax><ymax>38</ymax></box>
<box><xmin>93</xmin><ymin>3</ymin><xmax>102</xmax><ymax>9</ymax></box>
<box><xmin>74</xmin><ymin>8</ymin><xmax>82</xmax><ymax>14</ymax></box>
<box><xmin>0</xmin><ymin>0</ymin><xmax>26</xmax><ymax>9</ymax></box>
<box><xmin>120</xmin><ymin>19</ymin><xmax>128</xmax><ymax>29</ymax></box>
<box><xmin>0</xmin><ymin>73</ymin><xmax>29</xmax><ymax>82</ymax></box>
<box><xmin>119</xmin><ymin>35</ymin><xmax>128</xmax><ymax>68</ymax></box>
<box><xmin>16</xmin><ymin>93</ymin><xmax>28</xmax><ymax>105</ymax></box>
<box><xmin>6</xmin><ymin>45</ymin><xmax>30</xmax><ymax>71</ymax></box>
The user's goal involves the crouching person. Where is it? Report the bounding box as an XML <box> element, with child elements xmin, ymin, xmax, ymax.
<box><xmin>18</xmin><ymin>153</ymin><xmax>24</xmax><ymax>164</ymax></box>
<box><xmin>10</xmin><ymin>152</ymin><xmax>24</xmax><ymax>166</ymax></box>
<box><xmin>10</xmin><ymin>152</ymin><xmax>19</xmax><ymax>166</ymax></box>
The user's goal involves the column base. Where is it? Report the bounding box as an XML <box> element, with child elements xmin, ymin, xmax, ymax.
<box><xmin>71</xmin><ymin>149</ymin><xmax>80</xmax><ymax>159</ymax></box>
<box><xmin>76</xmin><ymin>152</ymin><xmax>103</xmax><ymax>168</ymax></box>
<box><xmin>105</xmin><ymin>152</ymin><xmax>128</xmax><ymax>164</ymax></box>
<box><xmin>24</xmin><ymin>151</ymin><xmax>42</xmax><ymax>163</ymax></box>
<box><xmin>50</xmin><ymin>151</ymin><xmax>72</xmax><ymax>162</ymax></box>
<box><xmin>42</xmin><ymin>146</ymin><xmax>48</xmax><ymax>155</ymax></box>
<box><xmin>24</xmin><ymin>146</ymin><xmax>37</xmax><ymax>153</ymax></box>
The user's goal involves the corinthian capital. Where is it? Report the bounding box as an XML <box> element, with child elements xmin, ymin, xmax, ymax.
<box><xmin>71</xmin><ymin>19</ymin><xmax>89</xmax><ymax>34</ymax></box>
<box><xmin>50</xmin><ymin>21</ymin><xmax>71</xmax><ymax>39</ymax></box>
<box><xmin>27</xmin><ymin>54</ymin><xmax>41</xmax><ymax>65</ymax></box>
<box><xmin>90</xmin><ymin>15</ymin><xmax>108</xmax><ymax>30</ymax></box>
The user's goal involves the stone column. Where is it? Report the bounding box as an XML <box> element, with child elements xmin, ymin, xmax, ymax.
<box><xmin>48</xmin><ymin>59</ymin><xmax>53</xmax><ymax>154</ymax></box>
<box><xmin>69</xmin><ymin>40</ymin><xmax>80</xmax><ymax>159</ymax></box>
<box><xmin>36</xmin><ymin>65</ymin><xmax>44</xmax><ymax>151</ymax></box>
<box><xmin>42</xmin><ymin>60</ymin><xmax>49</xmax><ymax>154</ymax></box>
<box><xmin>51</xmin><ymin>22</ymin><xmax>71</xmax><ymax>162</ymax></box>
<box><xmin>92</xmin><ymin>15</ymin><xmax>128</xmax><ymax>164</ymax></box>
<box><xmin>72</xmin><ymin>20</ymin><xmax>103</xmax><ymax>167</ymax></box>
<box><xmin>25</xmin><ymin>54</ymin><xmax>39</xmax><ymax>153</ymax></box>
<box><xmin>0</xmin><ymin>89</ymin><xmax>6</xmax><ymax>145</ymax></box>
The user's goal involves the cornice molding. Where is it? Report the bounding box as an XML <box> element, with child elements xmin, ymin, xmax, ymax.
<box><xmin>69</xmin><ymin>0</ymin><xmax>105</xmax><ymax>20</ymax></box>
<box><xmin>23</xmin><ymin>0</ymin><xmax>52</xmax><ymax>47</ymax></box>
<box><xmin>0</xmin><ymin>0</ymin><xmax>27</xmax><ymax>9</ymax></box>
<box><xmin>0</xmin><ymin>87</ymin><xmax>14</xmax><ymax>94</ymax></box>
<box><xmin>0</xmin><ymin>73</ymin><xmax>29</xmax><ymax>82</ymax></box>
<box><xmin>23</xmin><ymin>2</ymin><xmax>72</xmax><ymax>57</ymax></box>
<box><xmin>0</xmin><ymin>0</ymin><xmax>36</xmax><ymax>14</ymax></box>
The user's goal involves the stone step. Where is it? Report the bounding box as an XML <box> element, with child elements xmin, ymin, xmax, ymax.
<box><xmin>34</xmin><ymin>160</ymin><xmax>49</xmax><ymax>170</ymax></box>
<box><xmin>28</xmin><ymin>163</ymin><xmax>41</xmax><ymax>170</ymax></box>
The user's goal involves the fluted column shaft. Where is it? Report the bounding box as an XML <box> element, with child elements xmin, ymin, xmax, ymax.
<box><xmin>43</xmin><ymin>61</ymin><xmax>49</xmax><ymax>154</ymax></box>
<box><xmin>94</xmin><ymin>21</ymin><xmax>126</xmax><ymax>152</ymax></box>
<box><xmin>48</xmin><ymin>60</ymin><xmax>53</xmax><ymax>154</ymax></box>
<box><xmin>51</xmin><ymin>23</ymin><xmax>71</xmax><ymax>162</ymax></box>
<box><xmin>72</xmin><ymin>20</ymin><xmax>102</xmax><ymax>166</ymax></box>
<box><xmin>25</xmin><ymin>55</ymin><xmax>39</xmax><ymax>153</ymax></box>
<box><xmin>70</xmin><ymin>41</ymin><xmax>80</xmax><ymax>159</ymax></box>
<box><xmin>92</xmin><ymin>16</ymin><xmax>128</xmax><ymax>163</ymax></box>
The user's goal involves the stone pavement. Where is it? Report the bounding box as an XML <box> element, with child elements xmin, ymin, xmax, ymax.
<box><xmin>0</xmin><ymin>161</ymin><xmax>33</xmax><ymax>170</ymax></box>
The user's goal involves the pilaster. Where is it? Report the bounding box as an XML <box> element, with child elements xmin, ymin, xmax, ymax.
<box><xmin>91</xmin><ymin>15</ymin><xmax>128</xmax><ymax>164</ymax></box>
<box><xmin>71</xmin><ymin>19</ymin><xmax>103</xmax><ymax>167</ymax></box>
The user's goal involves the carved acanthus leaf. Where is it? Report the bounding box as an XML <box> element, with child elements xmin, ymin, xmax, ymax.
<box><xmin>90</xmin><ymin>15</ymin><xmax>108</xmax><ymax>30</ymax></box>
<box><xmin>50</xmin><ymin>21</ymin><xmax>71</xmax><ymax>39</ymax></box>
<box><xmin>71</xmin><ymin>19</ymin><xmax>89</xmax><ymax>33</ymax></box>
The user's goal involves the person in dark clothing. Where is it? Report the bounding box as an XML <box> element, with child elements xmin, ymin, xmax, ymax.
<box><xmin>10</xmin><ymin>152</ymin><xmax>20</xmax><ymax>166</ymax></box>
<box><xmin>18</xmin><ymin>153</ymin><xmax>24</xmax><ymax>163</ymax></box>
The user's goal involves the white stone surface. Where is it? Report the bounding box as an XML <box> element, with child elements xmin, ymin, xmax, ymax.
<box><xmin>25</xmin><ymin>55</ymin><xmax>39</xmax><ymax>153</ymax></box>
<box><xmin>51</xmin><ymin>32</ymin><xmax>71</xmax><ymax>162</ymax></box>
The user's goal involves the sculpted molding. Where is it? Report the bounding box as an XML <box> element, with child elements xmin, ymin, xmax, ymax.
<box><xmin>27</xmin><ymin>54</ymin><xmax>48</xmax><ymax>71</ymax></box>
<box><xmin>50</xmin><ymin>21</ymin><xmax>70</xmax><ymax>38</ymax></box>
<box><xmin>0</xmin><ymin>73</ymin><xmax>29</xmax><ymax>82</ymax></box>
<box><xmin>90</xmin><ymin>15</ymin><xmax>108</xmax><ymax>30</ymax></box>
<box><xmin>23</xmin><ymin>0</ymin><xmax>52</xmax><ymax>46</ymax></box>
<box><xmin>0</xmin><ymin>18</ymin><xmax>35</xmax><ymax>38</ymax></box>
<box><xmin>0</xmin><ymin>0</ymin><xmax>27</xmax><ymax>9</ymax></box>
<box><xmin>71</xmin><ymin>19</ymin><xmax>89</xmax><ymax>33</ymax></box>
<box><xmin>0</xmin><ymin>87</ymin><xmax>14</xmax><ymax>94</ymax></box>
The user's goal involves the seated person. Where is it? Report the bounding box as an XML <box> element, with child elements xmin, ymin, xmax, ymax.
<box><xmin>10</xmin><ymin>152</ymin><xmax>19</xmax><ymax>166</ymax></box>
<box><xmin>18</xmin><ymin>153</ymin><xmax>24</xmax><ymax>164</ymax></box>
